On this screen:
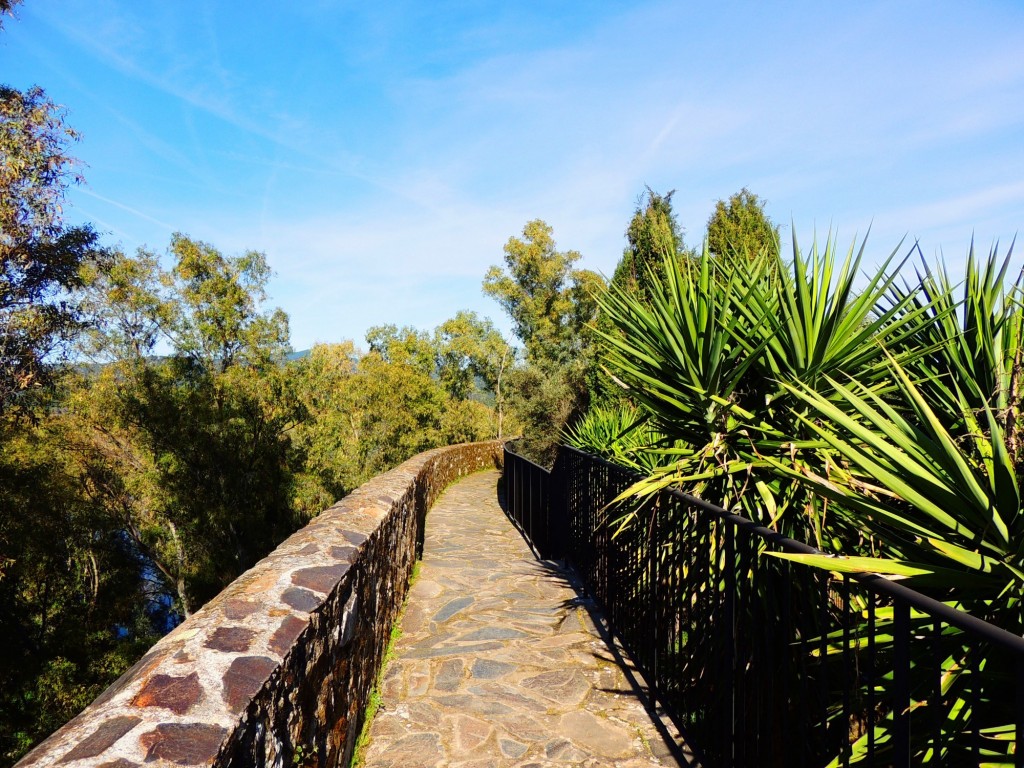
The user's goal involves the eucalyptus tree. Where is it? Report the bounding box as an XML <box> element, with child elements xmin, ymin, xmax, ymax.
<box><xmin>434</xmin><ymin>310</ymin><xmax>514</xmax><ymax>436</ymax></box>
<box><xmin>365</xmin><ymin>323</ymin><xmax>436</xmax><ymax>377</ymax></box>
<box><xmin>484</xmin><ymin>219</ymin><xmax>604</xmax><ymax>445</ymax></box>
<box><xmin>75</xmin><ymin>237</ymin><xmax>299</xmax><ymax>617</ymax></box>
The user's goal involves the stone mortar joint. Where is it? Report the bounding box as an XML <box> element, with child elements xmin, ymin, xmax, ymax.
<box><xmin>17</xmin><ymin>440</ymin><xmax>506</xmax><ymax>768</ymax></box>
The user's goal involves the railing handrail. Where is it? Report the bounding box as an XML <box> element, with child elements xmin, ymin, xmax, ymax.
<box><xmin>502</xmin><ymin>437</ymin><xmax>552</xmax><ymax>474</ymax></box>
<box><xmin>557</xmin><ymin>444</ymin><xmax>1024</xmax><ymax>658</ymax></box>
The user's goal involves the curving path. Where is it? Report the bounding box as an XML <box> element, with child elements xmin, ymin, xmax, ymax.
<box><xmin>362</xmin><ymin>470</ymin><xmax>680</xmax><ymax>768</ymax></box>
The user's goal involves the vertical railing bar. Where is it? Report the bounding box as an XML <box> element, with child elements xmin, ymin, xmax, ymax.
<box><xmin>893</xmin><ymin>600</ymin><xmax>911</xmax><ymax>767</ymax></box>
<box><xmin>819</xmin><ymin>573</ymin><xmax>830</xmax><ymax>744</ymax></box>
<box><xmin>972</xmin><ymin>648</ymin><xmax>981</xmax><ymax>764</ymax></box>
<box><xmin>1016</xmin><ymin>655</ymin><xmax>1024</xmax><ymax>768</ymax></box>
<box><xmin>868</xmin><ymin>592</ymin><xmax>876</xmax><ymax>764</ymax></box>
<box><xmin>650</xmin><ymin>495</ymin><xmax>659</xmax><ymax>706</ymax></box>
<box><xmin>725</xmin><ymin>523</ymin><xmax>736</xmax><ymax>768</ymax></box>
<box><xmin>800</xmin><ymin>561</ymin><xmax>811</xmax><ymax>768</ymax></box>
<box><xmin>931</xmin><ymin>619</ymin><xmax>942</xmax><ymax>764</ymax></box>
<box><xmin>842</xmin><ymin>574</ymin><xmax>851</xmax><ymax>768</ymax></box>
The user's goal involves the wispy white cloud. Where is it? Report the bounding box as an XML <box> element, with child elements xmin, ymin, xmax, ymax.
<box><xmin>7</xmin><ymin>0</ymin><xmax>1023</xmax><ymax>348</ymax></box>
<box><xmin>75</xmin><ymin>188</ymin><xmax>179</xmax><ymax>232</ymax></box>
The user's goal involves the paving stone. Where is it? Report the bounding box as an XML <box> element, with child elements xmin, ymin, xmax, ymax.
<box><xmin>361</xmin><ymin>470</ymin><xmax>679</xmax><ymax>767</ymax></box>
<box><xmin>434</xmin><ymin>658</ymin><xmax>464</xmax><ymax>692</ymax></box>
<box><xmin>520</xmin><ymin>669</ymin><xmax>590</xmax><ymax>705</ymax></box>
<box><xmin>453</xmin><ymin>714</ymin><xmax>493</xmax><ymax>752</ymax></box>
<box><xmin>433</xmin><ymin>596</ymin><xmax>475</xmax><ymax>623</ymax></box>
<box><xmin>498</xmin><ymin>738</ymin><xmax>527</xmax><ymax>759</ymax></box>
<box><xmin>560</xmin><ymin>709</ymin><xmax>635</xmax><ymax>759</ymax></box>
<box><xmin>470</xmin><ymin>659</ymin><xmax>516</xmax><ymax>680</ymax></box>
<box><xmin>461</xmin><ymin>627</ymin><xmax>528</xmax><ymax>641</ymax></box>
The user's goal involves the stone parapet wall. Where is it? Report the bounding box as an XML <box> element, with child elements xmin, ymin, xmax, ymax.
<box><xmin>17</xmin><ymin>441</ymin><xmax>504</xmax><ymax>768</ymax></box>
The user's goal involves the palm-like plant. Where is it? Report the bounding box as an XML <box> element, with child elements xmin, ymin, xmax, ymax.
<box><xmin>591</xmin><ymin>233</ymin><xmax>1024</xmax><ymax>764</ymax></box>
<box><xmin>764</xmin><ymin>246</ymin><xmax>1024</xmax><ymax>764</ymax></box>
<box><xmin>594</xmin><ymin>233</ymin><xmax>928</xmax><ymax>543</ymax></box>
<box><xmin>560</xmin><ymin>404</ymin><xmax>667</xmax><ymax>471</ymax></box>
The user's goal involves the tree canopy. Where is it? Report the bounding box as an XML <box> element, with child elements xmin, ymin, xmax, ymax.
<box><xmin>611</xmin><ymin>188</ymin><xmax>687</xmax><ymax>304</ymax></box>
<box><xmin>705</xmin><ymin>187</ymin><xmax>779</xmax><ymax>262</ymax></box>
<box><xmin>0</xmin><ymin>85</ymin><xmax>107</xmax><ymax>416</ymax></box>
<box><xmin>483</xmin><ymin>219</ymin><xmax>602</xmax><ymax>367</ymax></box>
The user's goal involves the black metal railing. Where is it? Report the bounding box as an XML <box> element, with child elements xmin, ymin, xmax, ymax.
<box><xmin>502</xmin><ymin>440</ymin><xmax>1024</xmax><ymax>768</ymax></box>
<box><xmin>501</xmin><ymin>441</ymin><xmax>560</xmax><ymax>560</ymax></box>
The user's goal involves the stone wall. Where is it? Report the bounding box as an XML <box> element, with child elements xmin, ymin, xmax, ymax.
<box><xmin>17</xmin><ymin>441</ymin><xmax>504</xmax><ymax>768</ymax></box>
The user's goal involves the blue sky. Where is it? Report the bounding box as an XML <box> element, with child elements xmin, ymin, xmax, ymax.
<box><xmin>3</xmin><ymin>1</ymin><xmax>1023</xmax><ymax>350</ymax></box>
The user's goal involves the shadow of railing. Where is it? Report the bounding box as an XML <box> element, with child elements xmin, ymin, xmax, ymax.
<box><xmin>503</xmin><ymin>440</ymin><xmax>1024</xmax><ymax>768</ymax></box>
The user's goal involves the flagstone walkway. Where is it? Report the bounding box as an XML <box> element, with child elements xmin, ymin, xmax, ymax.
<box><xmin>362</xmin><ymin>469</ymin><xmax>681</xmax><ymax>768</ymax></box>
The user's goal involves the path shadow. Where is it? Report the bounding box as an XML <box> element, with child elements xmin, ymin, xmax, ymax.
<box><xmin>494</xmin><ymin>475</ymin><xmax>699</xmax><ymax>767</ymax></box>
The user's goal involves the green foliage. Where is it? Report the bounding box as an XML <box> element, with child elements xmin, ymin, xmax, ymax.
<box><xmin>706</xmin><ymin>187</ymin><xmax>780</xmax><ymax>264</ymax></box>
<box><xmin>595</xmin><ymin>225</ymin><xmax>1024</xmax><ymax>762</ymax></box>
<box><xmin>290</xmin><ymin>337</ymin><xmax>498</xmax><ymax>514</ymax></box>
<box><xmin>365</xmin><ymin>324</ymin><xmax>436</xmax><ymax>377</ymax></box>
<box><xmin>434</xmin><ymin>311</ymin><xmax>514</xmax><ymax>437</ymax></box>
<box><xmin>169</xmin><ymin>234</ymin><xmax>289</xmax><ymax>371</ymax></box>
<box><xmin>561</xmin><ymin>404</ymin><xmax>666</xmax><ymax>471</ymax></box>
<box><xmin>483</xmin><ymin>220</ymin><xmax>604</xmax><ymax>447</ymax></box>
<box><xmin>0</xmin><ymin>413</ymin><xmax>157</xmax><ymax>763</ymax></box>
<box><xmin>71</xmin><ymin>238</ymin><xmax>302</xmax><ymax>616</ymax></box>
<box><xmin>483</xmin><ymin>219</ymin><xmax>602</xmax><ymax>366</ymax></box>
<box><xmin>612</xmin><ymin>188</ymin><xmax>687</xmax><ymax>304</ymax></box>
<box><xmin>0</xmin><ymin>85</ymin><xmax>108</xmax><ymax>416</ymax></box>
<box><xmin>595</xmin><ymin>233</ymin><xmax>919</xmax><ymax>537</ymax></box>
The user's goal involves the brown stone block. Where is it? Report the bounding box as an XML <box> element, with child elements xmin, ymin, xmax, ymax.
<box><xmin>97</xmin><ymin>760</ymin><xmax>139</xmax><ymax>768</ymax></box>
<box><xmin>131</xmin><ymin>672</ymin><xmax>202</xmax><ymax>715</ymax></box>
<box><xmin>59</xmin><ymin>716</ymin><xmax>140</xmax><ymax>762</ymax></box>
<box><xmin>269</xmin><ymin>614</ymin><xmax>307</xmax><ymax>656</ymax></box>
<box><xmin>222</xmin><ymin>655</ymin><xmax>277</xmax><ymax>713</ymax></box>
<box><xmin>329</xmin><ymin>544</ymin><xmax>356</xmax><ymax>560</ymax></box>
<box><xmin>204</xmin><ymin>627</ymin><xmax>255</xmax><ymax>653</ymax></box>
<box><xmin>140</xmin><ymin>723</ymin><xmax>225</xmax><ymax>764</ymax></box>
<box><xmin>343</xmin><ymin>530</ymin><xmax>368</xmax><ymax>546</ymax></box>
<box><xmin>236</xmin><ymin>567</ymin><xmax>280</xmax><ymax>594</ymax></box>
<box><xmin>281</xmin><ymin>587</ymin><xmax>320</xmax><ymax>612</ymax></box>
<box><xmin>291</xmin><ymin>563</ymin><xmax>349</xmax><ymax>594</ymax></box>
<box><xmin>221</xmin><ymin>598</ymin><xmax>261</xmax><ymax>620</ymax></box>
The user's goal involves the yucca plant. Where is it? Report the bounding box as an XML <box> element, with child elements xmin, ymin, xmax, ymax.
<box><xmin>883</xmin><ymin>242</ymin><xmax>1024</xmax><ymax>456</ymax></box>
<box><xmin>762</xmin><ymin>245</ymin><xmax>1024</xmax><ymax>764</ymax></box>
<box><xmin>594</xmin><ymin>233</ymin><xmax>930</xmax><ymax>540</ymax></box>
<box><xmin>561</xmin><ymin>403</ymin><xmax>668</xmax><ymax>471</ymax></box>
<box><xmin>772</xmin><ymin>357</ymin><xmax>1023</xmax><ymax>764</ymax></box>
<box><xmin>590</xmin><ymin>234</ymin><xmax>938</xmax><ymax>763</ymax></box>
<box><xmin>594</xmin><ymin>233</ymin><xmax>1024</xmax><ymax>764</ymax></box>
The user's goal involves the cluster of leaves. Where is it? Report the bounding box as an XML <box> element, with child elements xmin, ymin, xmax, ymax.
<box><xmin>0</xmin><ymin>85</ymin><xmax>108</xmax><ymax>418</ymax></box>
<box><xmin>289</xmin><ymin>331</ymin><xmax>502</xmax><ymax>517</ymax></box>
<box><xmin>561</xmin><ymin>404</ymin><xmax>667</xmax><ymax>472</ymax></box>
